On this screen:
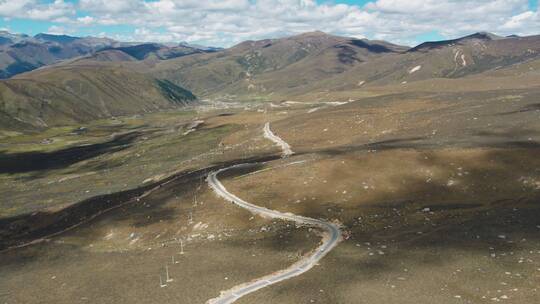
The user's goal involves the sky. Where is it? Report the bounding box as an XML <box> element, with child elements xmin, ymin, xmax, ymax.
<box><xmin>0</xmin><ymin>0</ymin><xmax>538</xmax><ymax>47</ymax></box>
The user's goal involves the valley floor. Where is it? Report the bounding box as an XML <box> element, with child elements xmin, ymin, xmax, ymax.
<box><xmin>1</xmin><ymin>86</ymin><xmax>540</xmax><ymax>303</ymax></box>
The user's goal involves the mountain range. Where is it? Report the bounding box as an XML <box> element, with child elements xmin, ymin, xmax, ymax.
<box><xmin>0</xmin><ymin>30</ymin><xmax>539</xmax><ymax>131</ymax></box>
<box><xmin>0</xmin><ymin>31</ymin><xmax>220</xmax><ymax>79</ymax></box>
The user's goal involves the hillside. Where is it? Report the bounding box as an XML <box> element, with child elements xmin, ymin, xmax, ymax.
<box><xmin>348</xmin><ymin>32</ymin><xmax>540</xmax><ymax>85</ymax></box>
<box><xmin>104</xmin><ymin>43</ymin><xmax>213</xmax><ymax>60</ymax></box>
<box><xmin>0</xmin><ymin>32</ymin><xmax>218</xmax><ymax>79</ymax></box>
<box><xmin>0</xmin><ymin>32</ymin><xmax>122</xmax><ymax>79</ymax></box>
<box><xmin>277</xmin><ymin>32</ymin><xmax>540</xmax><ymax>98</ymax></box>
<box><xmin>147</xmin><ymin>32</ymin><xmax>540</xmax><ymax>100</ymax></box>
<box><xmin>148</xmin><ymin>31</ymin><xmax>408</xmax><ymax>97</ymax></box>
<box><xmin>1</xmin><ymin>28</ymin><xmax>540</xmax><ymax>304</ymax></box>
<box><xmin>0</xmin><ymin>64</ymin><xmax>197</xmax><ymax>130</ymax></box>
<box><xmin>1</xmin><ymin>31</ymin><xmax>539</xmax><ymax>132</ymax></box>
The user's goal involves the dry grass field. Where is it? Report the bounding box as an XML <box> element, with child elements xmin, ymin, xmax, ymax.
<box><xmin>1</xmin><ymin>70</ymin><xmax>540</xmax><ymax>303</ymax></box>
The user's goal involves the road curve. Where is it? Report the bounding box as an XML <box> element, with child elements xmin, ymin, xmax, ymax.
<box><xmin>205</xmin><ymin>123</ymin><xmax>341</xmax><ymax>304</ymax></box>
<box><xmin>263</xmin><ymin>122</ymin><xmax>293</xmax><ymax>157</ymax></box>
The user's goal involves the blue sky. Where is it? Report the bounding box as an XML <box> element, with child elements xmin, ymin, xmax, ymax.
<box><xmin>0</xmin><ymin>0</ymin><xmax>538</xmax><ymax>47</ymax></box>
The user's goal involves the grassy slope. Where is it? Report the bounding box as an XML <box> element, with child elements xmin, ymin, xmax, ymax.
<box><xmin>0</xmin><ymin>64</ymin><xmax>197</xmax><ymax>130</ymax></box>
<box><xmin>218</xmin><ymin>82</ymin><xmax>540</xmax><ymax>304</ymax></box>
<box><xmin>0</xmin><ymin>109</ymin><xmax>246</xmax><ymax>218</ymax></box>
<box><xmin>146</xmin><ymin>33</ymin><xmax>540</xmax><ymax>101</ymax></box>
<box><xmin>1</xmin><ymin>32</ymin><xmax>538</xmax><ymax>132</ymax></box>
<box><xmin>0</xmin><ymin>61</ymin><xmax>539</xmax><ymax>303</ymax></box>
<box><xmin>147</xmin><ymin>32</ymin><xmax>407</xmax><ymax>99</ymax></box>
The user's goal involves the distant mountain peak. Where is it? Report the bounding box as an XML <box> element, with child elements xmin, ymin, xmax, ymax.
<box><xmin>409</xmin><ymin>31</ymin><xmax>507</xmax><ymax>52</ymax></box>
<box><xmin>0</xmin><ymin>31</ymin><xmax>29</xmax><ymax>44</ymax></box>
<box><xmin>290</xmin><ymin>31</ymin><xmax>341</xmax><ymax>41</ymax></box>
<box><xmin>349</xmin><ymin>38</ymin><xmax>408</xmax><ymax>53</ymax></box>
<box><xmin>462</xmin><ymin>32</ymin><xmax>503</xmax><ymax>41</ymax></box>
<box><xmin>35</xmin><ymin>33</ymin><xmax>79</xmax><ymax>43</ymax></box>
<box><xmin>297</xmin><ymin>30</ymin><xmax>328</xmax><ymax>36</ymax></box>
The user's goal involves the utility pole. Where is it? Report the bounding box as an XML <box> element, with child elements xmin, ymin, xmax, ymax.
<box><xmin>159</xmin><ymin>275</ymin><xmax>167</xmax><ymax>288</ymax></box>
<box><xmin>166</xmin><ymin>265</ymin><xmax>173</xmax><ymax>283</ymax></box>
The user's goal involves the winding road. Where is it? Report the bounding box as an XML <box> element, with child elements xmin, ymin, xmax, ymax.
<box><xmin>205</xmin><ymin>123</ymin><xmax>342</xmax><ymax>304</ymax></box>
<box><xmin>263</xmin><ymin>122</ymin><xmax>293</xmax><ymax>157</ymax></box>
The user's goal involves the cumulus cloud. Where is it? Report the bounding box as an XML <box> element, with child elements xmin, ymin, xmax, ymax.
<box><xmin>73</xmin><ymin>0</ymin><xmax>539</xmax><ymax>46</ymax></box>
<box><xmin>2</xmin><ymin>0</ymin><xmax>539</xmax><ymax>46</ymax></box>
<box><xmin>47</xmin><ymin>25</ymin><xmax>74</xmax><ymax>35</ymax></box>
<box><xmin>84</xmin><ymin>0</ymin><xmax>375</xmax><ymax>44</ymax></box>
<box><xmin>364</xmin><ymin>0</ymin><xmax>537</xmax><ymax>40</ymax></box>
<box><xmin>77</xmin><ymin>16</ymin><xmax>95</xmax><ymax>25</ymax></box>
<box><xmin>501</xmin><ymin>10</ymin><xmax>539</xmax><ymax>31</ymax></box>
<box><xmin>79</xmin><ymin>0</ymin><xmax>142</xmax><ymax>14</ymax></box>
<box><xmin>0</xmin><ymin>0</ymin><xmax>74</xmax><ymax>21</ymax></box>
<box><xmin>0</xmin><ymin>0</ymin><xmax>33</xmax><ymax>16</ymax></box>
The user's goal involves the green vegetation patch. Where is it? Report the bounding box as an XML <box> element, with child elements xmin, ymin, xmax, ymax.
<box><xmin>0</xmin><ymin>109</ymin><xmax>245</xmax><ymax>217</ymax></box>
<box><xmin>156</xmin><ymin>79</ymin><xmax>197</xmax><ymax>105</ymax></box>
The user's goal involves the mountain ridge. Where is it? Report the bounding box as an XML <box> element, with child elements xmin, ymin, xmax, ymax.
<box><xmin>1</xmin><ymin>30</ymin><xmax>539</xmax><ymax>132</ymax></box>
<box><xmin>0</xmin><ymin>32</ymin><xmax>220</xmax><ymax>79</ymax></box>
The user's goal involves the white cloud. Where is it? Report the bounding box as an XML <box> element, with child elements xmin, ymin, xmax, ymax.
<box><xmin>77</xmin><ymin>16</ymin><xmax>95</xmax><ymax>25</ymax></box>
<box><xmin>0</xmin><ymin>0</ymin><xmax>34</xmax><ymax>16</ymax></box>
<box><xmin>79</xmin><ymin>0</ymin><xmax>141</xmax><ymax>13</ymax></box>
<box><xmin>501</xmin><ymin>10</ymin><xmax>539</xmax><ymax>32</ymax></box>
<box><xmin>122</xmin><ymin>0</ymin><xmax>376</xmax><ymax>45</ymax></box>
<box><xmin>47</xmin><ymin>25</ymin><xmax>74</xmax><ymax>35</ymax></box>
<box><xmin>83</xmin><ymin>0</ymin><xmax>539</xmax><ymax>46</ymax></box>
<box><xmin>2</xmin><ymin>0</ymin><xmax>540</xmax><ymax>46</ymax></box>
<box><xmin>132</xmin><ymin>27</ymin><xmax>180</xmax><ymax>42</ymax></box>
<box><xmin>363</xmin><ymin>0</ymin><xmax>536</xmax><ymax>40</ymax></box>
<box><xmin>28</xmin><ymin>0</ymin><xmax>74</xmax><ymax>21</ymax></box>
<box><xmin>0</xmin><ymin>0</ymin><xmax>74</xmax><ymax>21</ymax></box>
